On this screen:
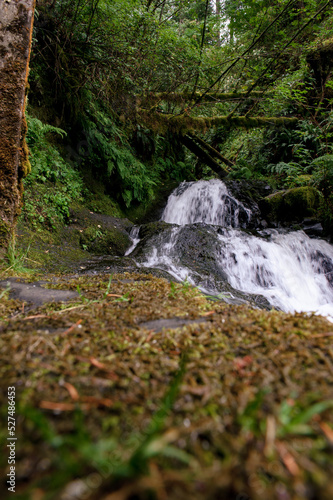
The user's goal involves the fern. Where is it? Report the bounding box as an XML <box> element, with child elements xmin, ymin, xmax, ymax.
<box><xmin>311</xmin><ymin>155</ymin><xmax>333</xmax><ymax>190</ymax></box>
<box><xmin>26</xmin><ymin>116</ymin><xmax>67</xmax><ymax>145</ymax></box>
<box><xmin>83</xmin><ymin>104</ymin><xmax>156</xmax><ymax>207</ymax></box>
<box><xmin>268</xmin><ymin>161</ymin><xmax>302</xmax><ymax>176</ymax></box>
<box><xmin>23</xmin><ymin>113</ymin><xmax>83</xmax><ymax>228</ymax></box>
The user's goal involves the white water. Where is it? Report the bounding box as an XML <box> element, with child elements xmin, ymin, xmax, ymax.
<box><xmin>214</xmin><ymin>227</ymin><xmax>333</xmax><ymax>317</ymax></box>
<box><xmin>139</xmin><ymin>179</ymin><xmax>333</xmax><ymax>320</ymax></box>
<box><xmin>162</xmin><ymin>179</ymin><xmax>251</xmax><ymax>227</ymax></box>
<box><xmin>125</xmin><ymin>226</ymin><xmax>141</xmax><ymax>256</ymax></box>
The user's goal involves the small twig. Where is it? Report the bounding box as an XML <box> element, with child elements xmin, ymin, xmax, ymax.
<box><xmin>275</xmin><ymin>441</ymin><xmax>301</xmax><ymax>476</ymax></box>
<box><xmin>23</xmin><ymin>314</ymin><xmax>48</xmax><ymax>320</ymax></box>
<box><xmin>62</xmin><ymin>381</ymin><xmax>80</xmax><ymax>401</ymax></box>
<box><xmin>23</xmin><ymin>257</ymin><xmax>42</xmax><ymax>265</ymax></box>
<box><xmin>61</xmin><ymin>319</ymin><xmax>83</xmax><ymax>336</ymax></box>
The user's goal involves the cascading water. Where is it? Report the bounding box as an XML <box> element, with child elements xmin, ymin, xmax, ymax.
<box><xmin>162</xmin><ymin>179</ymin><xmax>252</xmax><ymax>227</ymax></box>
<box><xmin>131</xmin><ymin>179</ymin><xmax>333</xmax><ymax>320</ymax></box>
<box><xmin>125</xmin><ymin>226</ymin><xmax>141</xmax><ymax>256</ymax></box>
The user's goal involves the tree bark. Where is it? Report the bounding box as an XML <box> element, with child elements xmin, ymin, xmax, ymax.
<box><xmin>188</xmin><ymin>133</ymin><xmax>234</xmax><ymax>168</ymax></box>
<box><xmin>180</xmin><ymin>135</ymin><xmax>229</xmax><ymax>179</ymax></box>
<box><xmin>0</xmin><ymin>0</ymin><xmax>35</xmax><ymax>256</ymax></box>
<box><xmin>138</xmin><ymin>109</ymin><xmax>299</xmax><ymax>135</ymax></box>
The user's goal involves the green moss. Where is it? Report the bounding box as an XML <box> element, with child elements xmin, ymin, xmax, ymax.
<box><xmin>0</xmin><ymin>271</ymin><xmax>333</xmax><ymax>499</ymax></box>
<box><xmin>85</xmin><ymin>193</ymin><xmax>125</xmax><ymax>218</ymax></box>
<box><xmin>260</xmin><ymin>186</ymin><xmax>322</xmax><ymax>222</ymax></box>
<box><xmin>79</xmin><ymin>225</ymin><xmax>131</xmax><ymax>255</ymax></box>
<box><xmin>0</xmin><ymin>220</ymin><xmax>12</xmax><ymax>255</ymax></box>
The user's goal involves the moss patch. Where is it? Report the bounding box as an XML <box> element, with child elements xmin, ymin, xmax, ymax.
<box><xmin>0</xmin><ymin>272</ymin><xmax>333</xmax><ymax>499</ymax></box>
<box><xmin>79</xmin><ymin>225</ymin><xmax>131</xmax><ymax>255</ymax></box>
<box><xmin>260</xmin><ymin>186</ymin><xmax>322</xmax><ymax>223</ymax></box>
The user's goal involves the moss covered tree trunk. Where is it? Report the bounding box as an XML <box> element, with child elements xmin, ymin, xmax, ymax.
<box><xmin>0</xmin><ymin>0</ymin><xmax>35</xmax><ymax>256</ymax></box>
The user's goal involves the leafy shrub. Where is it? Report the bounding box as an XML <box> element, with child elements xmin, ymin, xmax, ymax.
<box><xmin>22</xmin><ymin>114</ymin><xmax>84</xmax><ymax>229</ymax></box>
<box><xmin>82</xmin><ymin>103</ymin><xmax>156</xmax><ymax>208</ymax></box>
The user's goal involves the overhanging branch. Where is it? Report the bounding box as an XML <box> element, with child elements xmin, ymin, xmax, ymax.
<box><xmin>137</xmin><ymin>109</ymin><xmax>298</xmax><ymax>134</ymax></box>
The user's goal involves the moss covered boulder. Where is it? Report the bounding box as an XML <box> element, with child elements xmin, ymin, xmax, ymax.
<box><xmin>79</xmin><ymin>225</ymin><xmax>131</xmax><ymax>255</ymax></box>
<box><xmin>69</xmin><ymin>207</ymin><xmax>132</xmax><ymax>256</ymax></box>
<box><xmin>259</xmin><ymin>186</ymin><xmax>322</xmax><ymax>224</ymax></box>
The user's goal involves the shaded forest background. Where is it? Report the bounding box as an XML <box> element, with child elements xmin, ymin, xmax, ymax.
<box><xmin>22</xmin><ymin>0</ymin><xmax>333</xmax><ymax>234</ymax></box>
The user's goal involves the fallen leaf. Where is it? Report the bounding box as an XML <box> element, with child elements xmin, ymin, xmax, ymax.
<box><xmin>62</xmin><ymin>382</ymin><xmax>80</xmax><ymax>401</ymax></box>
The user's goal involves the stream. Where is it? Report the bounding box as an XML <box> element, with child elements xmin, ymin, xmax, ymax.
<box><xmin>128</xmin><ymin>179</ymin><xmax>333</xmax><ymax>320</ymax></box>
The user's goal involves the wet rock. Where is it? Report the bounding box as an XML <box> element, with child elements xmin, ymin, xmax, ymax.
<box><xmin>0</xmin><ymin>278</ymin><xmax>79</xmax><ymax>308</ymax></box>
<box><xmin>79</xmin><ymin>225</ymin><xmax>131</xmax><ymax>256</ymax></box>
<box><xmin>133</xmin><ymin>222</ymin><xmax>271</xmax><ymax>309</ymax></box>
<box><xmin>302</xmin><ymin>218</ymin><xmax>324</xmax><ymax>238</ymax></box>
<box><xmin>225</xmin><ymin>179</ymin><xmax>272</xmax><ymax>228</ymax></box>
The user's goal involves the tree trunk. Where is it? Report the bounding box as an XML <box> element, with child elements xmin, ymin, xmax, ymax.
<box><xmin>181</xmin><ymin>135</ymin><xmax>229</xmax><ymax>179</ymax></box>
<box><xmin>188</xmin><ymin>133</ymin><xmax>234</xmax><ymax>168</ymax></box>
<box><xmin>0</xmin><ymin>0</ymin><xmax>35</xmax><ymax>256</ymax></box>
<box><xmin>138</xmin><ymin>109</ymin><xmax>299</xmax><ymax>135</ymax></box>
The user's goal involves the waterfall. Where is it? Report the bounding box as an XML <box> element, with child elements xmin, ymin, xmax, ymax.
<box><xmin>162</xmin><ymin>179</ymin><xmax>251</xmax><ymax>227</ymax></box>
<box><xmin>136</xmin><ymin>179</ymin><xmax>333</xmax><ymax>320</ymax></box>
<box><xmin>214</xmin><ymin>227</ymin><xmax>333</xmax><ymax>317</ymax></box>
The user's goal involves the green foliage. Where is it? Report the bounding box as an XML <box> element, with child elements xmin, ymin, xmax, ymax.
<box><xmin>311</xmin><ymin>154</ymin><xmax>333</xmax><ymax>233</ymax></box>
<box><xmin>5</xmin><ymin>238</ymin><xmax>34</xmax><ymax>274</ymax></box>
<box><xmin>277</xmin><ymin>398</ymin><xmax>333</xmax><ymax>437</ymax></box>
<box><xmin>83</xmin><ymin>112</ymin><xmax>156</xmax><ymax>207</ymax></box>
<box><xmin>228</xmin><ymin>160</ymin><xmax>255</xmax><ymax>180</ymax></box>
<box><xmin>23</xmin><ymin>114</ymin><xmax>84</xmax><ymax>229</ymax></box>
<box><xmin>311</xmin><ymin>154</ymin><xmax>333</xmax><ymax>189</ymax></box>
<box><xmin>237</xmin><ymin>389</ymin><xmax>270</xmax><ymax>436</ymax></box>
<box><xmin>28</xmin><ymin>0</ymin><xmax>333</xmax><ymax>215</ymax></box>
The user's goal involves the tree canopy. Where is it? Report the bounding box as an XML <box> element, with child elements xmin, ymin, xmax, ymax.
<box><xmin>11</xmin><ymin>0</ymin><xmax>333</xmax><ymax>219</ymax></box>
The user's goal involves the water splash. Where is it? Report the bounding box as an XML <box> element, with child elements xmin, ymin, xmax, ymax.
<box><xmin>214</xmin><ymin>228</ymin><xmax>333</xmax><ymax>317</ymax></box>
<box><xmin>125</xmin><ymin>226</ymin><xmax>141</xmax><ymax>256</ymax></box>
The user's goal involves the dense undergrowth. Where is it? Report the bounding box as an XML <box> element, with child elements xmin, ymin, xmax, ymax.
<box><xmin>21</xmin><ymin>0</ymin><xmax>333</xmax><ymax>235</ymax></box>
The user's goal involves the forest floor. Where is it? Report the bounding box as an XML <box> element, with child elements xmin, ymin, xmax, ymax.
<box><xmin>1</xmin><ymin>262</ymin><xmax>333</xmax><ymax>500</ymax></box>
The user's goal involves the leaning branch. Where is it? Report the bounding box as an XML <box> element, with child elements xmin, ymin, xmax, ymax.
<box><xmin>180</xmin><ymin>135</ymin><xmax>229</xmax><ymax>179</ymax></box>
<box><xmin>188</xmin><ymin>133</ymin><xmax>235</xmax><ymax>168</ymax></box>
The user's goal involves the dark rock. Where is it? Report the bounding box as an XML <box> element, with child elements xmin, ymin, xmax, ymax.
<box><xmin>133</xmin><ymin>222</ymin><xmax>271</xmax><ymax>309</ymax></box>
<box><xmin>225</xmin><ymin>179</ymin><xmax>272</xmax><ymax>228</ymax></box>
<box><xmin>302</xmin><ymin>219</ymin><xmax>324</xmax><ymax>238</ymax></box>
<box><xmin>125</xmin><ymin>180</ymin><xmax>179</xmax><ymax>224</ymax></box>
<box><xmin>0</xmin><ymin>278</ymin><xmax>79</xmax><ymax>308</ymax></box>
<box><xmin>70</xmin><ymin>208</ymin><xmax>132</xmax><ymax>256</ymax></box>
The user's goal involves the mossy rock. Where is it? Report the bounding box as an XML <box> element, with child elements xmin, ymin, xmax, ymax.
<box><xmin>138</xmin><ymin>221</ymin><xmax>172</xmax><ymax>241</ymax></box>
<box><xmin>85</xmin><ymin>193</ymin><xmax>125</xmax><ymax>218</ymax></box>
<box><xmin>260</xmin><ymin>186</ymin><xmax>322</xmax><ymax>223</ymax></box>
<box><xmin>80</xmin><ymin>225</ymin><xmax>131</xmax><ymax>256</ymax></box>
<box><xmin>125</xmin><ymin>180</ymin><xmax>179</xmax><ymax>224</ymax></box>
